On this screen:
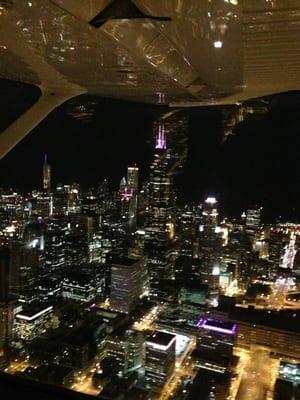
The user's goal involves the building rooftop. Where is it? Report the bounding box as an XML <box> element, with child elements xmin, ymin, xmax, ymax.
<box><xmin>191</xmin><ymin>349</ymin><xmax>231</xmax><ymax>367</ymax></box>
<box><xmin>62</xmin><ymin>270</ymin><xmax>94</xmax><ymax>286</ymax></box>
<box><xmin>146</xmin><ymin>330</ymin><xmax>176</xmax><ymax>349</ymax></box>
<box><xmin>228</xmin><ymin>307</ymin><xmax>300</xmax><ymax>334</ymax></box>
<box><xmin>197</xmin><ymin>317</ymin><xmax>237</xmax><ymax>335</ymax></box>
<box><xmin>36</xmin><ymin>277</ymin><xmax>60</xmax><ymax>289</ymax></box>
<box><xmin>279</xmin><ymin>362</ymin><xmax>300</xmax><ymax>383</ymax></box>
<box><xmin>16</xmin><ymin>304</ymin><xmax>53</xmax><ymax>321</ymax></box>
<box><xmin>112</xmin><ymin>256</ymin><xmax>141</xmax><ymax>267</ymax></box>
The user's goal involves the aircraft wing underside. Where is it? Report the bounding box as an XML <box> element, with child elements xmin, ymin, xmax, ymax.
<box><xmin>0</xmin><ymin>0</ymin><xmax>299</xmax><ymax>106</ymax></box>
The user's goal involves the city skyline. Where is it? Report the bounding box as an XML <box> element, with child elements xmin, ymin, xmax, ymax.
<box><xmin>1</xmin><ymin>2</ymin><xmax>300</xmax><ymax>399</ymax></box>
<box><xmin>0</xmin><ymin>81</ymin><xmax>299</xmax><ymax>400</ymax></box>
<box><xmin>0</xmin><ymin>79</ymin><xmax>299</xmax><ymax>222</ymax></box>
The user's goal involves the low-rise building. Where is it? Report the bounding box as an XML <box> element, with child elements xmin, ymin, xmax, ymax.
<box><xmin>13</xmin><ymin>303</ymin><xmax>56</xmax><ymax>341</ymax></box>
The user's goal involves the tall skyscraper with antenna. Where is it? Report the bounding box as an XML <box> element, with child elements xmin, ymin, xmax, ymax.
<box><xmin>145</xmin><ymin>121</ymin><xmax>173</xmax><ymax>285</ymax></box>
<box><xmin>155</xmin><ymin>122</ymin><xmax>167</xmax><ymax>150</ymax></box>
<box><xmin>43</xmin><ymin>154</ymin><xmax>51</xmax><ymax>192</ymax></box>
<box><xmin>127</xmin><ymin>166</ymin><xmax>139</xmax><ymax>233</ymax></box>
<box><xmin>144</xmin><ymin>112</ymin><xmax>189</xmax><ymax>290</ymax></box>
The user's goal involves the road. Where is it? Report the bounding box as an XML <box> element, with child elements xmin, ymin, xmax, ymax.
<box><xmin>228</xmin><ymin>347</ymin><xmax>251</xmax><ymax>400</ymax></box>
<box><xmin>133</xmin><ymin>306</ymin><xmax>160</xmax><ymax>331</ymax></box>
<box><xmin>71</xmin><ymin>374</ymin><xmax>101</xmax><ymax>396</ymax></box>
<box><xmin>6</xmin><ymin>359</ymin><xmax>29</xmax><ymax>374</ymax></box>
<box><xmin>236</xmin><ymin>348</ymin><xmax>279</xmax><ymax>400</ymax></box>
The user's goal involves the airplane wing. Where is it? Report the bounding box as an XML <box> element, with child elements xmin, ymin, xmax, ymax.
<box><xmin>0</xmin><ymin>0</ymin><xmax>299</xmax><ymax>157</ymax></box>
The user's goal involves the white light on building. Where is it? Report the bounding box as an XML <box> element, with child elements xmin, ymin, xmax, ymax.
<box><xmin>213</xmin><ymin>41</ymin><xmax>223</xmax><ymax>49</ymax></box>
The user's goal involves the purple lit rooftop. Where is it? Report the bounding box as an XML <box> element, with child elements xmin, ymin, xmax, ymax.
<box><xmin>197</xmin><ymin>317</ymin><xmax>237</xmax><ymax>335</ymax></box>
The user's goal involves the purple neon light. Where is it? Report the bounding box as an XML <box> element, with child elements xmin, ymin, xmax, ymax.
<box><xmin>155</xmin><ymin>124</ymin><xmax>166</xmax><ymax>150</ymax></box>
<box><xmin>197</xmin><ymin>318</ymin><xmax>237</xmax><ymax>335</ymax></box>
<box><xmin>121</xmin><ymin>189</ymin><xmax>133</xmax><ymax>201</ymax></box>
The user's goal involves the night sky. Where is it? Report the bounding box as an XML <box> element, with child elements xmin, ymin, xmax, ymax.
<box><xmin>0</xmin><ymin>78</ymin><xmax>299</xmax><ymax>222</ymax></box>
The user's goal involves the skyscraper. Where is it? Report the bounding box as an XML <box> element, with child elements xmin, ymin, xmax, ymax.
<box><xmin>280</xmin><ymin>233</ymin><xmax>297</xmax><ymax>270</ymax></box>
<box><xmin>0</xmin><ymin>242</ymin><xmax>14</xmax><ymax>368</ymax></box>
<box><xmin>145</xmin><ymin>121</ymin><xmax>173</xmax><ymax>283</ymax></box>
<box><xmin>127</xmin><ymin>166</ymin><xmax>139</xmax><ymax>233</ymax></box>
<box><xmin>35</xmin><ymin>192</ymin><xmax>53</xmax><ymax>217</ymax></box>
<box><xmin>202</xmin><ymin>196</ymin><xmax>219</xmax><ymax>230</ymax></box>
<box><xmin>65</xmin><ymin>229</ymin><xmax>88</xmax><ymax>267</ymax></box>
<box><xmin>153</xmin><ymin>111</ymin><xmax>189</xmax><ymax>175</ymax></box>
<box><xmin>44</xmin><ymin>216</ymin><xmax>67</xmax><ymax>271</ymax></box>
<box><xmin>145</xmin><ymin>112</ymin><xmax>189</xmax><ymax>286</ymax></box>
<box><xmin>43</xmin><ymin>154</ymin><xmax>51</xmax><ymax>192</ymax></box>
<box><xmin>107</xmin><ymin>329</ymin><xmax>145</xmax><ymax>373</ymax></box>
<box><xmin>127</xmin><ymin>166</ymin><xmax>139</xmax><ymax>193</ymax></box>
<box><xmin>110</xmin><ymin>256</ymin><xmax>146</xmax><ymax>314</ymax></box>
<box><xmin>0</xmin><ymin>244</ymin><xmax>10</xmax><ymax>302</ymax></box>
<box><xmin>145</xmin><ymin>330</ymin><xmax>176</xmax><ymax>388</ymax></box>
<box><xmin>0</xmin><ymin>301</ymin><xmax>14</xmax><ymax>368</ymax></box>
<box><xmin>155</xmin><ymin>122</ymin><xmax>167</xmax><ymax>150</ymax></box>
<box><xmin>268</xmin><ymin>228</ymin><xmax>287</xmax><ymax>267</ymax></box>
<box><xmin>245</xmin><ymin>207</ymin><xmax>262</xmax><ymax>248</ymax></box>
<box><xmin>9</xmin><ymin>240</ymin><xmax>41</xmax><ymax>297</ymax></box>
<box><xmin>198</xmin><ymin>196</ymin><xmax>222</xmax><ymax>291</ymax></box>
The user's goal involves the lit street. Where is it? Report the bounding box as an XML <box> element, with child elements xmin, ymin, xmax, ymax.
<box><xmin>235</xmin><ymin>348</ymin><xmax>279</xmax><ymax>400</ymax></box>
<box><xmin>133</xmin><ymin>306</ymin><xmax>160</xmax><ymax>331</ymax></box>
<box><xmin>228</xmin><ymin>347</ymin><xmax>251</xmax><ymax>400</ymax></box>
<box><xmin>71</xmin><ymin>373</ymin><xmax>101</xmax><ymax>396</ymax></box>
<box><xmin>6</xmin><ymin>359</ymin><xmax>30</xmax><ymax>374</ymax></box>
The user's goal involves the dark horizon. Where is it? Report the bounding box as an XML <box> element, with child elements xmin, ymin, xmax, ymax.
<box><xmin>0</xmin><ymin>78</ymin><xmax>299</xmax><ymax>222</ymax></box>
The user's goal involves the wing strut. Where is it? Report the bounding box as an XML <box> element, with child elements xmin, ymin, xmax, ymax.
<box><xmin>0</xmin><ymin>89</ymin><xmax>82</xmax><ymax>160</ymax></box>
